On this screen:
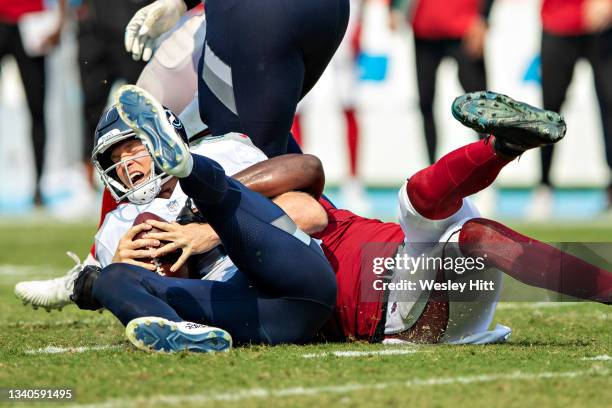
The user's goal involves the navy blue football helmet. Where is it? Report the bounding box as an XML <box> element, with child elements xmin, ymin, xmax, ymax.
<box><xmin>91</xmin><ymin>104</ymin><xmax>188</xmax><ymax>204</ymax></box>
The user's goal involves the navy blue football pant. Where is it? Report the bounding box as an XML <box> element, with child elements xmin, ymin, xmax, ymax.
<box><xmin>93</xmin><ymin>154</ymin><xmax>337</xmax><ymax>344</ymax></box>
<box><xmin>198</xmin><ymin>0</ymin><xmax>349</xmax><ymax>157</ymax></box>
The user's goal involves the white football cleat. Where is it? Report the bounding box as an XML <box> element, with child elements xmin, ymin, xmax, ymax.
<box><xmin>14</xmin><ymin>252</ymin><xmax>98</xmax><ymax>312</ymax></box>
<box><xmin>126</xmin><ymin>317</ymin><xmax>232</xmax><ymax>353</ymax></box>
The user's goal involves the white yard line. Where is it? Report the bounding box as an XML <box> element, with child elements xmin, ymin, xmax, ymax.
<box><xmin>4</xmin><ymin>317</ymin><xmax>108</xmax><ymax>328</ymax></box>
<box><xmin>25</xmin><ymin>345</ymin><xmax>123</xmax><ymax>355</ymax></box>
<box><xmin>0</xmin><ymin>265</ymin><xmax>63</xmax><ymax>276</ymax></box>
<box><xmin>68</xmin><ymin>367</ymin><xmax>609</xmax><ymax>408</ymax></box>
<box><xmin>27</xmin><ymin>345</ymin><xmax>419</xmax><ymax>358</ymax></box>
<box><xmin>303</xmin><ymin>349</ymin><xmax>419</xmax><ymax>358</ymax></box>
<box><xmin>581</xmin><ymin>355</ymin><xmax>612</xmax><ymax>361</ymax></box>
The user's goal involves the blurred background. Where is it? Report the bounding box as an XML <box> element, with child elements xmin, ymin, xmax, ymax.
<box><xmin>0</xmin><ymin>0</ymin><xmax>610</xmax><ymax>222</ymax></box>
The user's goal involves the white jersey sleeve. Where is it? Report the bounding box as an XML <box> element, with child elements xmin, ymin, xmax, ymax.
<box><xmin>94</xmin><ymin>233</ymin><xmax>115</xmax><ymax>270</ymax></box>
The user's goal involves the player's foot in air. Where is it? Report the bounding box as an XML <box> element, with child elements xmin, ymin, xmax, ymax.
<box><xmin>115</xmin><ymin>84</ymin><xmax>193</xmax><ymax>178</ymax></box>
<box><xmin>13</xmin><ymin>252</ymin><xmax>94</xmax><ymax>311</ymax></box>
<box><xmin>125</xmin><ymin>317</ymin><xmax>232</xmax><ymax>353</ymax></box>
<box><xmin>452</xmin><ymin>91</ymin><xmax>566</xmax><ymax>157</ymax></box>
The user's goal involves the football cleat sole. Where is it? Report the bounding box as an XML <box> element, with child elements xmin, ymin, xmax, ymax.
<box><xmin>17</xmin><ymin>296</ymin><xmax>69</xmax><ymax>312</ymax></box>
<box><xmin>125</xmin><ymin>317</ymin><xmax>232</xmax><ymax>353</ymax></box>
<box><xmin>115</xmin><ymin>85</ymin><xmax>193</xmax><ymax>178</ymax></box>
<box><xmin>452</xmin><ymin>91</ymin><xmax>566</xmax><ymax>152</ymax></box>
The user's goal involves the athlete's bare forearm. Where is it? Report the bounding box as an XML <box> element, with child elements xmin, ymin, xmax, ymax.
<box><xmin>233</xmin><ymin>154</ymin><xmax>325</xmax><ymax>199</ymax></box>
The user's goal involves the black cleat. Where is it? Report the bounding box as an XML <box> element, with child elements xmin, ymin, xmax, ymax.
<box><xmin>452</xmin><ymin>91</ymin><xmax>566</xmax><ymax>157</ymax></box>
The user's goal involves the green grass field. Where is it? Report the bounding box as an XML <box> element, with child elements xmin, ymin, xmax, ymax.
<box><xmin>0</xmin><ymin>221</ymin><xmax>610</xmax><ymax>407</ymax></box>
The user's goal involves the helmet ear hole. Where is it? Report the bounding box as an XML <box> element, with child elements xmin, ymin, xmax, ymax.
<box><xmin>164</xmin><ymin>108</ymin><xmax>189</xmax><ymax>144</ymax></box>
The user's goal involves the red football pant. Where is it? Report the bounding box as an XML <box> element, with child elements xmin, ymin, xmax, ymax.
<box><xmin>460</xmin><ymin>218</ymin><xmax>612</xmax><ymax>304</ymax></box>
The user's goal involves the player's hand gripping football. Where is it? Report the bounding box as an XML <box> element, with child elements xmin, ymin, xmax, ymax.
<box><xmin>144</xmin><ymin>220</ymin><xmax>221</xmax><ymax>273</ymax></box>
<box><xmin>112</xmin><ymin>223</ymin><xmax>160</xmax><ymax>271</ymax></box>
<box><xmin>124</xmin><ymin>0</ymin><xmax>187</xmax><ymax>61</ymax></box>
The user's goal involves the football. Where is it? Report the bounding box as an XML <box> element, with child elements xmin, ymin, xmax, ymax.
<box><xmin>132</xmin><ymin>212</ymin><xmax>190</xmax><ymax>278</ymax></box>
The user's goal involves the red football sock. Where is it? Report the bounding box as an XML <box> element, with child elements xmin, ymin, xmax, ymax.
<box><xmin>459</xmin><ymin>218</ymin><xmax>612</xmax><ymax>304</ymax></box>
<box><xmin>90</xmin><ymin>188</ymin><xmax>119</xmax><ymax>257</ymax></box>
<box><xmin>291</xmin><ymin>114</ymin><xmax>302</xmax><ymax>147</ymax></box>
<box><xmin>345</xmin><ymin>108</ymin><xmax>359</xmax><ymax>177</ymax></box>
<box><xmin>408</xmin><ymin>138</ymin><xmax>512</xmax><ymax>220</ymax></box>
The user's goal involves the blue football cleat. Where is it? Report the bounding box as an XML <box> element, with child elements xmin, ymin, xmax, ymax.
<box><xmin>115</xmin><ymin>85</ymin><xmax>193</xmax><ymax>177</ymax></box>
<box><xmin>452</xmin><ymin>91</ymin><xmax>566</xmax><ymax>156</ymax></box>
<box><xmin>126</xmin><ymin>317</ymin><xmax>232</xmax><ymax>353</ymax></box>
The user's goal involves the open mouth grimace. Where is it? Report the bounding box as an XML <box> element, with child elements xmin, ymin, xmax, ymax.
<box><xmin>129</xmin><ymin>171</ymin><xmax>146</xmax><ymax>186</ymax></box>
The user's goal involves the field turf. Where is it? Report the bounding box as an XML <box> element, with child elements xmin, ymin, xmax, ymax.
<box><xmin>0</xmin><ymin>221</ymin><xmax>610</xmax><ymax>407</ymax></box>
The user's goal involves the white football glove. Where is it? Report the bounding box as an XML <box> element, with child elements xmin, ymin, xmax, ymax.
<box><xmin>125</xmin><ymin>0</ymin><xmax>187</xmax><ymax>61</ymax></box>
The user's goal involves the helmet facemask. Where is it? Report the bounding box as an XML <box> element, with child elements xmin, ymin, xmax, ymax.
<box><xmin>92</xmin><ymin>129</ymin><xmax>171</xmax><ymax>205</ymax></box>
<box><xmin>92</xmin><ymin>105</ymin><xmax>188</xmax><ymax>205</ymax></box>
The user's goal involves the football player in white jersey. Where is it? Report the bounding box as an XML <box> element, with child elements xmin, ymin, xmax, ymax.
<box><xmin>15</xmin><ymin>10</ymin><xmax>208</xmax><ymax>310</ymax></box>
<box><xmin>70</xmin><ymin>84</ymin><xmax>337</xmax><ymax>353</ymax></box>
<box><xmin>92</xmin><ymin>108</ymin><xmax>264</xmax><ymax>270</ymax></box>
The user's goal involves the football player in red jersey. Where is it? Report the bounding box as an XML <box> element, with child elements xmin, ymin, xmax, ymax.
<box><xmin>291</xmin><ymin>92</ymin><xmax>610</xmax><ymax>344</ymax></box>
<box><xmin>224</xmin><ymin>91</ymin><xmax>610</xmax><ymax>346</ymax></box>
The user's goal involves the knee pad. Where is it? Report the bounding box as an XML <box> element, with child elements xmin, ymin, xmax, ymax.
<box><xmin>398</xmin><ymin>180</ymin><xmax>480</xmax><ymax>249</ymax></box>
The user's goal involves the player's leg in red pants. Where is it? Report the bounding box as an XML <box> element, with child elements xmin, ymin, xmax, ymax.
<box><xmin>406</xmin><ymin>138</ymin><xmax>611</xmax><ymax>304</ymax></box>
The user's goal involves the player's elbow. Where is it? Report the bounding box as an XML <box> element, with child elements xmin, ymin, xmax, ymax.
<box><xmin>300</xmin><ymin>154</ymin><xmax>325</xmax><ymax>199</ymax></box>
